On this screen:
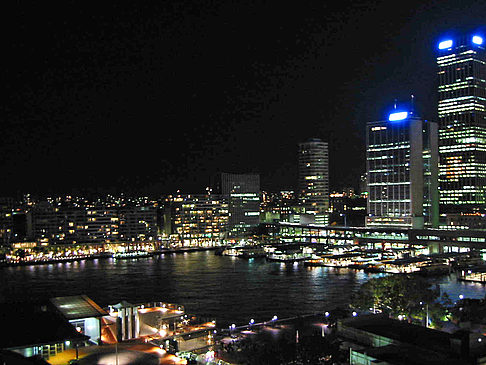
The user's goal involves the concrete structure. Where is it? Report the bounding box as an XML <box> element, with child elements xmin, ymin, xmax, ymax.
<box><xmin>298</xmin><ymin>139</ymin><xmax>329</xmax><ymax>225</ymax></box>
<box><xmin>366</xmin><ymin>111</ymin><xmax>439</xmax><ymax>229</ymax></box>
<box><xmin>437</xmin><ymin>33</ymin><xmax>486</xmax><ymax>214</ymax></box>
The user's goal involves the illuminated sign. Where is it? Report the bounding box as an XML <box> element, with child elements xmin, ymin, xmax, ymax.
<box><xmin>472</xmin><ymin>35</ymin><xmax>484</xmax><ymax>45</ymax></box>
<box><xmin>438</xmin><ymin>40</ymin><xmax>453</xmax><ymax>49</ymax></box>
<box><xmin>388</xmin><ymin>111</ymin><xmax>408</xmax><ymax>121</ymax></box>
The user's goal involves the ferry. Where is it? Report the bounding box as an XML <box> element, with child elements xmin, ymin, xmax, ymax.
<box><xmin>113</xmin><ymin>251</ymin><xmax>153</xmax><ymax>259</ymax></box>
<box><xmin>266</xmin><ymin>247</ymin><xmax>314</xmax><ymax>262</ymax></box>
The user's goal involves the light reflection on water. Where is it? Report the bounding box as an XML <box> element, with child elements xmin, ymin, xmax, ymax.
<box><xmin>0</xmin><ymin>251</ymin><xmax>483</xmax><ymax>327</ymax></box>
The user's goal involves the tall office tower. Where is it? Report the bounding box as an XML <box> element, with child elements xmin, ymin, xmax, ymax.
<box><xmin>213</xmin><ymin>172</ymin><xmax>260</xmax><ymax>237</ymax></box>
<box><xmin>366</xmin><ymin>110</ymin><xmax>439</xmax><ymax>229</ymax></box>
<box><xmin>437</xmin><ymin>33</ymin><xmax>486</xmax><ymax>213</ymax></box>
<box><xmin>298</xmin><ymin>138</ymin><xmax>329</xmax><ymax>225</ymax></box>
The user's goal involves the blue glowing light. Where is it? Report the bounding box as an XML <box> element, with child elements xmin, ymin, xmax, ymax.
<box><xmin>388</xmin><ymin>111</ymin><xmax>408</xmax><ymax>121</ymax></box>
<box><xmin>438</xmin><ymin>40</ymin><xmax>453</xmax><ymax>49</ymax></box>
<box><xmin>472</xmin><ymin>35</ymin><xmax>483</xmax><ymax>45</ymax></box>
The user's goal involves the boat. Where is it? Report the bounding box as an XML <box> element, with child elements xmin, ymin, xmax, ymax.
<box><xmin>266</xmin><ymin>249</ymin><xmax>313</xmax><ymax>262</ymax></box>
<box><xmin>113</xmin><ymin>251</ymin><xmax>153</xmax><ymax>259</ymax></box>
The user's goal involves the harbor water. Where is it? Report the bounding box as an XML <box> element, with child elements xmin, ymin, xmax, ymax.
<box><xmin>1</xmin><ymin>251</ymin><xmax>485</xmax><ymax>327</ymax></box>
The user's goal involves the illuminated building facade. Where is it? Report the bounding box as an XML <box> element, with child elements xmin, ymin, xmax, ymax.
<box><xmin>165</xmin><ymin>193</ymin><xmax>229</xmax><ymax>245</ymax></box>
<box><xmin>214</xmin><ymin>172</ymin><xmax>261</xmax><ymax>237</ymax></box>
<box><xmin>26</xmin><ymin>200</ymin><xmax>157</xmax><ymax>245</ymax></box>
<box><xmin>298</xmin><ymin>138</ymin><xmax>329</xmax><ymax>225</ymax></box>
<box><xmin>437</xmin><ymin>33</ymin><xmax>486</xmax><ymax>213</ymax></box>
<box><xmin>118</xmin><ymin>206</ymin><xmax>157</xmax><ymax>241</ymax></box>
<box><xmin>366</xmin><ymin>111</ymin><xmax>439</xmax><ymax>229</ymax></box>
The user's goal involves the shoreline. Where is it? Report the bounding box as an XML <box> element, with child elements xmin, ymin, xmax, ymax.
<box><xmin>0</xmin><ymin>246</ymin><xmax>220</xmax><ymax>268</ymax></box>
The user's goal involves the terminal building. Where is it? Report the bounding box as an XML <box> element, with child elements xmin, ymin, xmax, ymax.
<box><xmin>437</xmin><ymin>33</ymin><xmax>486</xmax><ymax>214</ymax></box>
<box><xmin>366</xmin><ymin>109</ymin><xmax>439</xmax><ymax>229</ymax></box>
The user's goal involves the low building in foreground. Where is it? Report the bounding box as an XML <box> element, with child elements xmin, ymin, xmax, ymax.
<box><xmin>0</xmin><ymin>300</ymin><xmax>88</xmax><ymax>360</ymax></box>
<box><xmin>0</xmin><ymin>295</ymin><xmax>216</xmax><ymax>362</ymax></box>
<box><xmin>338</xmin><ymin>314</ymin><xmax>486</xmax><ymax>364</ymax></box>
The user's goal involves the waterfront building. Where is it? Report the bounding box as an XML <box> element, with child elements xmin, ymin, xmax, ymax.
<box><xmin>26</xmin><ymin>198</ymin><xmax>158</xmax><ymax>245</ymax></box>
<box><xmin>437</xmin><ymin>33</ymin><xmax>486</xmax><ymax>214</ymax></box>
<box><xmin>164</xmin><ymin>193</ymin><xmax>229</xmax><ymax>245</ymax></box>
<box><xmin>213</xmin><ymin>172</ymin><xmax>261</xmax><ymax>237</ymax></box>
<box><xmin>366</xmin><ymin>109</ymin><xmax>439</xmax><ymax>229</ymax></box>
<box><xmin>118</xmin><ymin>206</ymin><xmax>158</xmax><ymax>242</ymax></box>
<box><xmin>298</xmin><ymin>138</ymin><xmax>329</xmax><ymax>225</ymax></box>
<box><xmin>0</xmin><ymin>299</ymin><xmax>89</xmax><ymax>360</ymax></box>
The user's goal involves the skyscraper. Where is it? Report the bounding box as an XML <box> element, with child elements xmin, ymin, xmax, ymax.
<box><xmin>436</xmin><ymin>33</ymin><xmax>486</xmax><ymax>213</ymax></box>
<box><xmin>366</xmin><ymin>110</ymin><xmax>439</xmax><ymax>229</ymax></box>
<box><xmin>213</xmin><ymin>172</ymin><xmax>260</xmax><ymax>237</ymax></box>
<box><xmin>298</xmin><ymin>139</ymin><xmax>329</xmax><ymax>225</ymax></box>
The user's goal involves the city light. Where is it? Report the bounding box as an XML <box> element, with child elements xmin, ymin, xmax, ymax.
<box><xmin>472</xmin><ymin>35</ymin><xmax>483</xmax><ymax>45</ymax></box>
<box><xmin>438</xmin><ymin>39</ymin><xmax>453</xmax><ymax>49</ymax></box>
<box><xmin>388</xmin><ymin>111</ymin><xmax>408</xmax><ymax>121</ymax></box>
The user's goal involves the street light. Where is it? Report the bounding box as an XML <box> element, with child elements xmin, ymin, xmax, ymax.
<box><xmin>420</xmin><ymin>302</ymin><xmax>429</xmax><ymax>328</ymax></box>
<box><xmin>459</xmin><ymin>294</ymin><xmax>464</xmax><ymax>300</ymax></box>
<box><xmin>340</xmin><ymin>214</ymin><xmax>347</xmax><ymax>227</ymax></box>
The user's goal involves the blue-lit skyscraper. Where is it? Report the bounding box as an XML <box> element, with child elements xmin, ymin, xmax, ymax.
<box><xmin>437</xmin><ymin>33</ymin><xmax>486</xmax><ymax>213</ymax></box>
<box><xmin>366</xmin><ymin>110</ymin><xmax>439</xmax><ymax>229</ymax></box>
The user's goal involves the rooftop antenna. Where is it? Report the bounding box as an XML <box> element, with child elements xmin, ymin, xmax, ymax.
<box><xmin>394</xmin><ymin>99</ymin><xmax>398</xmax><ymax>110</ymax></box>
<box><xmin>411</xmin><ymin>94</ymin><xmax>415</xmax><ymax>115</ymax></box>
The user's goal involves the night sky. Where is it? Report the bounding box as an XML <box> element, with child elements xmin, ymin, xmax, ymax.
<box><xmin>3</xmin><ymin>1</ymin><xmax>486</xmax><ymax>197</ymax></box>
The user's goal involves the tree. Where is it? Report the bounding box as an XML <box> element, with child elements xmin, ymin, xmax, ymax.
<box><xmin>351</xmin><ymin>275</ymin><xmax>441</xmax><ymax>319</ymax></box>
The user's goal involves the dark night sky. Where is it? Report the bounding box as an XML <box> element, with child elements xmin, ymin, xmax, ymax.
<box><xmin>3</xmin><ymin>1</ymin><xmax>486</xmax><ymax>196</ymax></box>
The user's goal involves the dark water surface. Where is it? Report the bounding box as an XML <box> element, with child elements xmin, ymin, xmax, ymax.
<box><xmin>1</xmin><ymin>251</ymin><xmax>485</xmax><ymax>327</ymax></box>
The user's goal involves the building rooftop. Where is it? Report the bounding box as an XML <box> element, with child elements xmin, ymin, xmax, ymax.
<box><xmin>342</xmin><ymin>315</ymin><xmax>452</xmax><ymax>353</ymax></box>
<box><xmin>50</xmin><ymin>295</ymin><xmax>107</xmax><ymax>320</ymax></box>
<box><xmin>357</xmin><ymin>344</ymin><xmax>470</xmax><ymax>365</ymax></box>
<box><xmin>0</xmin><ymin>301</ymin><xmax>88</xmax><ymax>349</ymax></box>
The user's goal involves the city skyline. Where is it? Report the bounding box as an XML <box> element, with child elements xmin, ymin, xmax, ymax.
<box><xmin>3</xmin><ymin>2</ymin><xmax>486</xmax><ymax>197</ymax></box>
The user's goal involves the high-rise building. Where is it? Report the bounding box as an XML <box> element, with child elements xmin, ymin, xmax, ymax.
<box><xmin>366</xmin><ymin>110</ymin><xmax>439</xmax><ymax>229</ymax></box>
<box><xmin>436</xmin><ymin>33</ymin><xmax>486</xmax><ymax>213</ymax></box>
<box><xmin>213</xmin><ymin>172</ymin><xmax>260</xmax><ymax>237</ymax></box>
<box><xmin>164</xmin><ymin>193</ymin><xmax>229</xmax><ymax>245</ymax></box>
<box><xmin>298</xmin><ymin>139</ymin><xmax>329</xmax><ymax>225</ymax></box>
